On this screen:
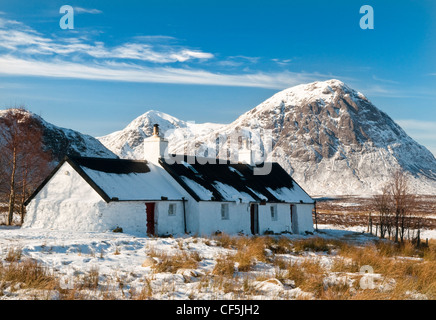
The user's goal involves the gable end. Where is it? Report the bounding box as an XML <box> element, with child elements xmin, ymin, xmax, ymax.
<box><xmin>24</xmin><ymin>156</ymin><xmax>113</xmax><ymax>205</ymax></box>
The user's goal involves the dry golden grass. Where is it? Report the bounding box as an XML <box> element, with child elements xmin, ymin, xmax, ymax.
<box><xmin>318</xmin><ymin>282</ymin><xmax>354</xmax><ymax>300</ymax></box>
<box><xmin>293</xmin><ymin>237</ymin><xmax>332</xmax><ymax>254</ymax></box>
<box><xmin>296</xmin><ymin>260</ymin><xmax>326</xmax><ymax>295</ymax></box>
<box><xmin>2</xmin><ymin>233</ymin><xmax>435</xmax><ymax>300</ymax></box>
<box><xmin>209</xmin><ymin>234</ymin><xmax>436</xmax><ymax>299</ymax></box>
<box><xmin>131</xmin><ymin>278</ymin><xmax>153</xmax><ymax>300</ymax></box>
<box><xmin>284</xmin><ymin>260</ymin><xmax>307</xmax><ymax>288</ymax></box>
<box><xmin>5</xmin><ymin>247</ymin><xmax>22</xmax><ymax>262</ymax></box>
<box><xmin>78</xmin><ymin>266</ymin><xmax>100</xmax><ymax>290</ymax></box>
<box><xmin>328</xmin><ymin>239</ymin><xmax>436</xmax><ymax>300</ymax></box>
<box><xmin>151</xmin><ymin>250</ymin><xmax>201</xmax><ymax>273</ymax></box>
<box><xmin>212</xmin><ymin>233</ymin><xmax>239</xmax><ymax>248</ymax></box>
<box><xmin>0</xmin><ymin>259</ymin><xmax>57</xmax><ymax>291</ymax></box>
<box><xmin>212</xmin><ymin>254</ymin><xmax>235</xmax><ymax>277</ymax></box>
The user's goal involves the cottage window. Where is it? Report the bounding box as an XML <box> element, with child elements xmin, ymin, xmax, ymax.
<box><xmin>270</xmin><ymin>205</ymin><xmax>278</xmax><ymax>221</ymax></box>
<box><xmin>168</xmin><ymin>203</ymin><xmax>176</xmax><ymax>216</ymax></box>
<box><xmin>221</xmin><ymin>203</ymin><xmax>229</xmax><ymax>220</ymax></box>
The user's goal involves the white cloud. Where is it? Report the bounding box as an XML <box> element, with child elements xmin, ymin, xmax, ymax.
<box><xmin>396</xmin><ymin>119</ymin><xmax>436</xmax><ymax>131</ymax></box>
<box><xmin>74</xmin><ymin>7</ymin><xmax>103</xmax><ymax>14</ymax></box>
<box><xmin>396</xmin><ymin>119</ymin><xmax>436</xmax><ymax>157</ymax></box>
<box><xmin>272</xmin><ymin>58</ymin><xmax>292</xmax><ymax>66</ymax></box>
<box><xmin>0</xmin><ymin>55</ymin><xmax>330</xmax><ymax>89</ymax></box>
<box><xmin>372</xmin><ymin>75</ymin><xmax>399</xmax><ymax>84</ymax></box>
<box><xmin>0</xmin><ymin>15</ymin><xmax>340</xmax><ymax>90</ymax></box>
<box><xmin>0</xmin><ymin>19</ymin><xmax>214</xmax><ymax>64</ymax></box>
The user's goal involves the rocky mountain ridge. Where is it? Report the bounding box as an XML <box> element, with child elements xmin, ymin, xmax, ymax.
<box><xmin>97</xmin><ymin>79</ymin><xmax>436</xmax><ymax>196</ymax></box>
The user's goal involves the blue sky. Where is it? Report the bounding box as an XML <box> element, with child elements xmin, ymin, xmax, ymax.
<box><xmin>0</xmin><ymin>0</ymin><xmax>435</xmax><ymax>155</ymax></box>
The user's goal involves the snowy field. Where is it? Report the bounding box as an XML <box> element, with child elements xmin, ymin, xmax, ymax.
<box><xmin>1</xmin><ymin>224</ymin><xmax>435</xmax><ymax>300</ymax></box>
<box><xmin>0</xmin><ymin>225</ymin><xmax>382</xmax><ymax>300</ymax></box>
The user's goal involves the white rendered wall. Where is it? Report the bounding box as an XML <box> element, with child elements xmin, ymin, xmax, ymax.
<box><xmin>293</xmin><ymin>204</ymin><xmax>315</xmax><ymax>234</ymax></box>
<box><xmin>197</xmin><ymin>201</ymin><xmax>250</xmax><ymax>236</ymax></box>
<box><xmin>194</xmin><ymin>201</ymin><xmax>314</xmax><ymax>236</ymax></box>
<box><xmin>96</xmin><ymin>201</ymin><xmax>185</xmax><ymax>236</ymax></box>
<box><xmin>258</xmin><ymin>204</ymin><xmax>293</xmax><ymax>234</ymax></box>
<box><xmin>23</xmin><ymin>162</ymin><xmax>106</xmax><ymax>231</ymax></box>
<box><xmin>23</xmin><ymin>162</ymin><xmax>187</xmax><ymax>236</ymax></box>
<box><xmin>259</xmin><ymin>203</ymin><xmax>314</xmax><ymax>235</ymax></box>
<box><xmin>24</xmin><ymin>162</ymin><xmax>314</xmax><ymax>236</ymax></box>
<box><xmin>154</xmin><ymin>201</ymin><xmax>185</xmax><ymax>236</ymax></box>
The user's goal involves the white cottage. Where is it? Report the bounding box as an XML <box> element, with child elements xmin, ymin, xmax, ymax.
<box><xmin>24</xmin><ymin>125</ymin><xmax>315</xmax><ymax>236</ymax></box>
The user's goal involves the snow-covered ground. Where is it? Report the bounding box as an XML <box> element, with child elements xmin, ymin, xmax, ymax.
<box><xmin>0</xmin><ymin>224</ymin><xmax>433</xmax><ymax>300</ymax></box>
<box><xmin>318</xmin><ymin>224</ymin><xmax>436</xmax><ymax>241</ymax></box>
<box><xmin>0</xmin><ymin>225</ymin><xmax>379</xmax><ymax>300</ymax></box>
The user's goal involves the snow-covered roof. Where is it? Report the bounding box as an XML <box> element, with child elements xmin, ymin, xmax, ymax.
<box><xmin>159</xmin><ymin>156</ymin><xmax>314</xmax><ymax>203</ymax></box>
<box><xmin>26</xmin><ymin>155</ymin><xmax>313</xmax><ymax>204</ymax></box>
<box><xmin>75</xmin><ymin>157</ymin><xmax>186</xmax><ymax>201</ymax></box>
<box><xmin>26</xmin><ymin>156</ymin><xmax>186</xmax><ymax>203</ymax></box>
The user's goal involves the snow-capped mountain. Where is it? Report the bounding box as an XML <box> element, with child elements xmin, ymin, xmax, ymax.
<box><xmin>98</xmin><ymin>80</ymin><xmax>436</xmax><ymax>196</ymax></box>
<box><xmin>0</xmin><ymin>109</ymin><xmax>117</xmax><ymax>162</ymax></box>
<box><xmin>98</xmin><ymin>110</ymin><xmax>224</xmax><ymax>159</ymax></box>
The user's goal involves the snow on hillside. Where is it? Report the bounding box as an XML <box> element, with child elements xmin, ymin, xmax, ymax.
<box><xmin>98</xmin><ymin>110</ymin><xmax>224</xmax><ymax>159</ymax></box>
<box><xmin>0</xmin><ymin>108</ymin><xmax>117</xmax><ymax>160</ymax></box>
<box><xmin>98</xmin><ymin>80</ymin><xmax>436</xmax><ymax>197</ymax></box>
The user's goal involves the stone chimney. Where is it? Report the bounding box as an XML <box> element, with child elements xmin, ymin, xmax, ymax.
<box><xmin>238</xmin><ymin>138</ymin><xmax>254</xmax><ymax>166</ymax></box>
<box><xmin>152</xmin><ymin>124</ymin><xmax>159</xmax><ymax>136</ymax></box>
<box><xmin>144</xmin><ymin>124</ymin><xmax>169</xmax><ymax>165</ymax></box>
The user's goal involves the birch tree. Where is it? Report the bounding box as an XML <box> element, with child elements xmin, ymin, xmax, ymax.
<box><xmin>0</xmin><ymin>108</ymin><xmax>52</xmax><ymax>225</ymax></box>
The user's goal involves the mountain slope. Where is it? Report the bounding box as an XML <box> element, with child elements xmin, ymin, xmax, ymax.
<box><xmin>98</xmin><ymin>110</ymin><xmax>224</xmax><ymax>159</ymax></box>
<box><xmin>0</xmin><ymin>109</ymin><xmax>117</xmax><ymax>162</ymax></box>
<box><xmin>211</xmin><ymin>79</ymin><xmax>436</xmax><ymax>196</ymax></box>
<box><xmin>98</xmin><ymin>80</ymin><xmax>436</xmax><ymax>196</ymax></box>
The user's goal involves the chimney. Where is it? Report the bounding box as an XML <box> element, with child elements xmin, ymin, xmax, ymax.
<box><xmin>238</xmin><ymin>138</ymin><xmax>254</xmax><ymax>166</ymax></box>
<box><xmin>153</xmin><ymin>124</ymin><xmax>159</xmax><ymax>136</ymax></box>
<box><xmin>144</xmin><ymin>124</ymin><xmax>169</xmax><ymax>165</ymax></box>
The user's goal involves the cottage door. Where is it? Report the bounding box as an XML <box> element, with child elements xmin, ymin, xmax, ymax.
<box><xmin>290</xmin><ymin>205</ymin><xmax>298</xmax><ymax>234</ymax></box>
<box><xmin>146</xmin><ymin>202</ymin><xmax>156</xmax><ymax>236</ymax></box>
<box><xmin>250</xmin><ymin>204</ymin><xmax>259</xmax><ymax>235</ymax></box>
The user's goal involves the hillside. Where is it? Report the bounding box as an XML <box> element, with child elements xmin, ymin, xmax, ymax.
<box><xmin>0</xmin><ymin>109</ymin><xmax>117</xmax><ymax>163</ymax></box>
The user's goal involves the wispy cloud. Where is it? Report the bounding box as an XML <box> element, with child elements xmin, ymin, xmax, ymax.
<box><xmin>0</xmin><ymin>27</ymin><xmax>214</xmax><ymax>64</ymax></box>
<box><xmin>74</xmin><ymin>7</ymin><xmax>103</xmax><ymax>15</ymax></box>
<box><xmin>0</xmin><ymin>15</ymin><xmax>340</xmax><ymax>89</ymax></box>
<box><xmin>271</xmin><ymin>58</ymin><xmax>292</xmax><ymax>66</ymax></box>
<box><xmin>215</xmin><ymin>55</ymin><xmax>260</xmax><ymax>68</ymax></box>
<box><xmin>0</xmin><ymin>55</ymin><xmax>332</xmax><ymax>89</ymax></box>
<box><xmin>372</xmin><ymin>75</ymin><xmax>400</xmax><ymax>84</ymax></box>
<box><xmin>396</xmin><ymin>119</ymin><xmax>436</xmax><ymax>156</ymax></box>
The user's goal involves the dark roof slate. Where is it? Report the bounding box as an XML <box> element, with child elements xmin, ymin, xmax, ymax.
<box><xmin>159</xmin><ymin>155</ymin><xmax>313</xmax><ymax>203</ymax></box>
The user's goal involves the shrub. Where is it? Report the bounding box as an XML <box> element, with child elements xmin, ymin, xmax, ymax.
<box><xmin>79</xmin><ymin>266</ymin><xmax>100</xmax><ymax>290</ymax></box>
<box><xmin>212</xmin><ymin>254</ymin><xmax>235</xmax><ymax>277</ymax></box>
<box><xmin>152</xmin><ymin>251</ymin><xmax>200</xmax><ymax>273</ymax></box>
<box><xmin>0</xmin><ymin>259</ymin><xmax>57</xmax><ymax>290</ymax></box>
<box><xmin>5</xmin><ymin>247</ymin><xmax>22</xmax><ymax>262</ymax></box>
<box><xmin>293</xmin><ymin>237</ymin><xmax>333</xmax><ymax>254</ymax></box>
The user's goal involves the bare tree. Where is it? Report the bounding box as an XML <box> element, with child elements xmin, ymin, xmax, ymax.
<box><xmin>0</xmin><ymin>108</ymin><xmax>52</xmax><ymax>225</ymax></box>
<box><xmin>389</xmin><ymin>169</ymin><xmax>416</xmax><ymax>243</ymax></box>
<box><xmin>372</xmin><ymin>185</ymin><xmax>393</xmax><ymax>239</ymax></box>
<box><xmin>371</xmin><ymin>170</ymin><xmax>419</xmax><ymax>243</ymax></box>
